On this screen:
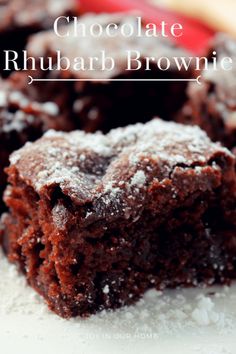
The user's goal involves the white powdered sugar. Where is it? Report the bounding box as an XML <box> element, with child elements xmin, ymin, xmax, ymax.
<box><xmin>191</xmin><ymin>295</ymin><xmax>220</xmax><ymax>326</ymax></box>
<box><xmin>1</xmin><ymin>248</ymin><xmax>235</xmax><ymax>340</ymax></box>
<box><xmin>0</xmin><ymin>249</ymin><xmax>49</xmax><ymax>318</ymax></box>
<box><xmin>0</xmin><ymin>81</ymin><xmax>61</xmax><ymax>136</ymax></box>
<box><xmin>89</xmin><ymin>287</ymin><xmax>236</xmax><ymax>338</ymax></box>
<box><xmin>130</xmin><ymin>170</ymin><xmax>146</xmax><ymax>187</ymax></box>
<box><xmin>102</xmin><ymin>285</ymin><xmax>110</xmax><ymax>295</ymax></box>
<box><xmin>52</xmin><ymin>203</ymin><xmax>70</xmax><ymax>230</ymax></box>
<box><xmin>1</xmin><ymin>249</ymin><xmax>236</xmax><ymax>354</ymax></box>
<box><xmin>104</xmin><ymin>181</ymin><xmax>121</xmax><ymax>197</ymax></box>
<box><xmin>42</xmin><ymin>102</ymin><xmax>59</xmax><ymax>116</ymax></box>
<box><xmin>9</xmin><ymin>118</ymin><xmax>233</xmax><ymax>213</ymax></box>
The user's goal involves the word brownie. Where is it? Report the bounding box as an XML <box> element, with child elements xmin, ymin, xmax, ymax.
<box><xmin>15</xmin><ymin>13</ymin><xmax>194</xmax><ymax>132</ymax></box>
<box><xmin>1</xmin><ymin>119</ymin><xmax>236</xmax><ymax>318</ymax></box>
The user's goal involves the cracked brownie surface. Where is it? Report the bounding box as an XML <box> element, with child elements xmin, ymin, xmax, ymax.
<box><xmin>1</xmin><ymin>118</ymin><xmax>236</xmax><ymax>318</ymax></box>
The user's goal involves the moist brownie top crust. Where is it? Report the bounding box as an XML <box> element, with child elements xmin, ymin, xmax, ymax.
<box><xmin>8</xmin><ymin>119</ymin><xmax>233</xmax><ymax>225</ymax></box>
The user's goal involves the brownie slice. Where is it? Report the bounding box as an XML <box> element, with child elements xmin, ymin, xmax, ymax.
<box><xmin>20</xmin><ymin>13</ymin><xmax>194</xmax><ymax>132</ymax></box>
<box><xmin>0</xmin><ymin>76</ymin><xmax>75</xmax><ymax>213</ymax></box>
<box><xmin>0</xmin><ymin>0</ymin><xmax>77</xmax><ymax>77</ymax></box>
<box><xmin>1</xmin><ymin>119</ymin><xmax>236</xmax><ymax>318</ymax></box>
<box><xmin>178</xmin><ymin>34</ymin><xmax>236</xmax><ymax>149</ymax></box>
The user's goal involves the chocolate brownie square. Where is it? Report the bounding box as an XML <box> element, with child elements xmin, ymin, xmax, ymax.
<box><xmin>1</xmin><ymin>119</ymin><xmax>236</xmax><ymax>318</ymax></box>
<box><xmin>178</xmin><ymin>34</ymin><xmax>236</xmax><ymax>149</ymax></box>
<box><xmin>21</xmin><ymin>13</ymin><xmax>194</xmax><ymax>132</ymax></box>
<box><xmin>0</xmin><ymin>0</ymin><xmax>77</xmax><ymax>76</ymax></box>
<box><xmin>0</xmin><ymin>76</ymin><xmax>75</xmax><ymax>213</ymax></box>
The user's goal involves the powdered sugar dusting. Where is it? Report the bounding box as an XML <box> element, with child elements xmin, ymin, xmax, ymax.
<box><xmin>191</xmin><ymin>295</ymin><xmax>221</xmax><ymax>326</ymax></box>
<box><xmin>0</xmin><ymin>79</ymin><xmax>60</xmax><ymax>136</ymax></box>
<box><xmin>85</xmin><ymin>287</ymin><xmax>236</xmax><ymax>344</ymax></box>
<box><xmin>130</xmin><ymin>170</ymin><xmax>146</xmax><ymax>187</ymax></box>
<box><xmin>0</xmin><ymin>252</ymin><xmax>236</xmax><ymax>354</ymax></box>
<box><xmin>0</xmin><ymin>249</ymin><xmax>49</xmax><ymax>318</ymax></box>
<box><xmin>102</xmin><ymin>285</ymin><xmax>110</xmax><ymax>295</ymax></box>
<box><xmin>10</xmin><ymin>118</ymin><xmax>232</xmax><ymax>201</ymax></box>
<box><xmin>42</xmin><ymin>102</ymin><xmax>59</xmax><ymax>116</ymax></box>
<box><xmin>0</xmin><ymin>248</ymin><xmax>235</xmax><ymax>345</ymax></box>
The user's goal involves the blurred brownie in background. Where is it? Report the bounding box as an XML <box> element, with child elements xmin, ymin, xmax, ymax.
<box><xmin>20</xmin><ymin>13</ymin><xmax>195</xmax><ymax>133</ymax></box>
<box><xmin>0</xmin><ymin>76</ymin><xmax>75</xmax><ymax>213</ymax></box>
<box><xmin>178</xmin><ymin>34</ymin><xmax>236</xmax><ymax>149</ymax></box>
<box><xmin>0</xmin><ymin>0</ymin><xmax>77</xmax><ymax>77</ymax></box>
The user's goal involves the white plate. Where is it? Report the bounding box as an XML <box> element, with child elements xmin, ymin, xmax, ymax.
<box><xmin>1</xmin><ymin>249</ymin><xmax>236</xmax><ymax>354</ymax></box>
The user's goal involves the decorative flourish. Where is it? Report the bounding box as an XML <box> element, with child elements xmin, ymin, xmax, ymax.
<box><xmin>28</xmin><ymin>76</ymin><xmax>202</xmax><ymax>85</ymax></box>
